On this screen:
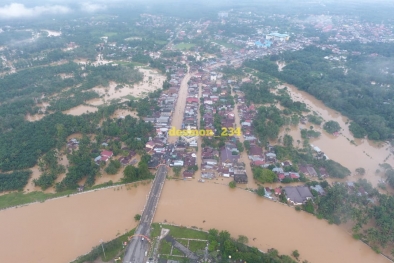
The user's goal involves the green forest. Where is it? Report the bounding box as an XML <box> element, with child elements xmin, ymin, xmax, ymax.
<box><xmin>244</xmin><ymin>46</ymin><xmax>394</xmax><ymax>140</ymax></box>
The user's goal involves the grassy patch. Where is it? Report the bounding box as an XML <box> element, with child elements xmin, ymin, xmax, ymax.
<box><xmin>154</xmin><ymin>224</ymin><xmax>208</xmax><ymax>240</ymax></box>
<box><xmin>0</xmin><ymin>190</ymin><xmax>74</xmax><ymax>210</ymax></box>
<box><xmin>213</xmin><ymin>40</ymin><xmax>240</xmax><ymax>50</ymax></box>
<box><xmin>171</xmin><ymin>247</ymin><xmax>185</xmax><ymax>256</ymax></box>
<box><xmin>177</xmin><ymin>238</ymin><xmax>189</xmax><ymax>247</ymax></box>
<box><xmin>175</xmin><ymin>42</ymin><xmax>195</xmax><ymax>50</ymax></box>
<box><xmin>72</xmin><ymin>229</ymin><xmax>135</xmax><ymax>263</ymax></box>
<box><xmin>155</xmin><ymin>40</ymin><xmax>167</xmax><ymax>45</ymax></box>
<box><xmin>188</xmin><ymin>240</ymin><xmax>206</xmax><ymax>252</ymax></box>
<box><xmin>159</xmin><ymin>240</ymin><xmax>172</xmax><ymax>255</ymax></box>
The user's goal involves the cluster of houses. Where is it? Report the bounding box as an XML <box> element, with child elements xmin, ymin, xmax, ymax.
<box><xmin>195</xmin><ymin>70</ymin><xmax>249</xmax><ymax>183</ymax></box>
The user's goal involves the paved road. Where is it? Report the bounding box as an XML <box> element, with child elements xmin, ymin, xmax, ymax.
<box><xmin>123</xmin><ymin>165</ymin><xmax>167</xmax><ymax>263</ymax></box>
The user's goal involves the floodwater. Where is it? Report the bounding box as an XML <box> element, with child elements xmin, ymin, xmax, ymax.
<box><xmin>110</xmin><ymin>109</ymin><xmax>138</xmax><ymax>119</ymax></box>
<box><xmin>279</xmin><ymin>84</ymin><xmax>394</xmax><ymax>187</ymax></box>
<box><xmin>0</xmin><ymin>183</ymin><xmax>151</xmax><ymax>263</ymax></box>
<box><xmin>88</xmin><ymin>69</ymin><xmax>165</xmax><ymax>105</ymax></box>
<box><xmin>63</xmin><ymin>105</ymin><xmax>98</xmax><ymax>116</ymax></box>
<box><xmin>232</xmin><ymin>89</ymin><xmax>259</xmax><ymax>189</ymax></box>
<box><xmin>155</xmin><ymin>180</ymin><xmax>390</xmax><ymax>263</ymax></box>
<box><xmin>168</xmin><ymin>68</ymin><xmax>192</xmax><ymax>144</ymax></box>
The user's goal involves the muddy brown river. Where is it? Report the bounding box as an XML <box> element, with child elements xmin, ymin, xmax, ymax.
<box><xmin>0</xmin><ymin>184</ymin><xmax>151</xmax><ymax>263</ymax></box>
<box><xmin>156</xmin><ymin>180</ymin><xmax>390</xmax><ymax>263</ymax></box>
<box><xmin>0</xmin><ymin>180</ymin><xmax>390</xmax><ymax>263</ymax></box>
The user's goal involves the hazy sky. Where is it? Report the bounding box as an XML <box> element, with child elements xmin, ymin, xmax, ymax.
<box><xmin>0</xmin><ymin>0</ymin><xmax>392</xmax><ymax>20</ymax></box>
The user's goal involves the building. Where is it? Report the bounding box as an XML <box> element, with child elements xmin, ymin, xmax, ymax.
<box><xmin>210</xmin><ymin>72</ymin><xmax>217</xmax><ymax>81</ymax></box>
<box><xmin>218</xmin><ymin>11</ymin><xmax>228</xmax><ymax>18</ymax></box>
<box><xmin>266</xmin><ymin>32</ymin><xmax>290</xmax><ymax>42</ymax></box>
<box><xmin>234</xmin><ymin>173</ymin><xmax>248</xmax><ymax>184</ymax></box>
<box><xmin>284</xmin><ymin>186</ymin><xmax>313</xmax><ymax>205</ymax></box>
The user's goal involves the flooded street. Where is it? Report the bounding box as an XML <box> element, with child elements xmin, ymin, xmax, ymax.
<box><xmin>155</xmin><ymin>180</ymin><xmax>390</xmax><ymax>263</ymax></box>
<box><xmin>168</xmin><ymin>68</ymin><xmax>192</xmax><ymax>144</ymax></box>
<box><xmin>280</xmin><ymin>84</ymin><xmax>394</xmax><ymax>186</ymax></box>
<box><xmin>0</xmin><ymin>183</ymin><xmax>151</xmax><ymax>263</ymax></box>
<box><xmin>232</xmin><ymin>89</ymin><xmax>259</xmax><ymax>189</ymax></box>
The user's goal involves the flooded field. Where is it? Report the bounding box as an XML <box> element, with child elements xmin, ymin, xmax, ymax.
<box><xmin>155</xmin><ymin>180</ymin><xmax>390</xmax><ymax>263</ymax></box>
<box><xmin>0</xmin><ymin>183</ymin><xmax>151</xmax><ymax>263</ymax></box>
<box><xmin>279</xmin><ymin>84</ymin><xmax>394</xmax><ymax>187</ymax></box>
<box><xmin>25</xmin><ymin>102</ymin><xmax>50</xmax><ymax>122</ymax></box>
<box><xmin>110</xmin><ymin>109</ymin><xmax>138</xmax><ymax>119</ymax></box>
<box><xmin>88</xmin><ymin>69</ymin><xmax>165</xmax><ymax>105</ymax></box>
<box><xmin>63</xmin><ymin>105</ymin><xmax>98</xmax><ymax>116</ymax></box>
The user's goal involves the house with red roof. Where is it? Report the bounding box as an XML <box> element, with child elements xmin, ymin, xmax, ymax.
<box><xmin>101</xmin><ymin>150</ymin><xmax>113</xmax><ymax>161</ymax></box>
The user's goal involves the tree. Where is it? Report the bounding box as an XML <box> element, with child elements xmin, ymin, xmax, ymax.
<box><xmin>291</xmin><ymin>114</ymin><xmax>300</xmax><ymax>126</ymax></box>
<box><xmin>355</xmin><ymin>167</ymin><xmax>366</xmax><ymax>175</ymax></box>
<box><xmin>303</xmin><ymin>200</ymin><xmax>314</xmax><ymax>214</ymax></box>
<box><xmin>256</xmin><ymin>186</ymin><xmax>266</xmax><ymax>196</ymax></box>
<box><xmin>229</xmin><ymin>181</ymin><xmax>236</xmax><ymax>188</ymax></box>
<box><xmin>283</xmin><ymin>134</ymin><xmax>294</xmax><ymax>148</ymax></box>
<box><xmin>237</xmin><ymin>235</ymin><xmax>249</xmax><ymax>244</ymax></box>
<box><xmin>292</xmin><ymin>250</ymin><xmax>300</xmax><ymax>260</ymax></box>
<box><xmin>236</xmin><ymin>141</ymin><xmax>244</xmax><ymax>152</ymax></box>
<box><xmin>105</xmin><ymin>160</ymin><xmax>121</xmax><ymax>175</ymax></box>
<box><xmin>173</xmin><ymin>166</ymin><xmax>182</xmax><ymax>177</ymax></box>
<box><xmin>244</xmin><ymin>140</ymin><xmax>251</xmax><ymax>151</ymax></box>
<box><xmin>323</xmin><ymin>121</ymin><xmax>341</xmax><ymax>134</ymax></box>
<box><xmin>252</xmin><ymin>167</ymin><xmax>277</xmax><ymax>183</ymax></box>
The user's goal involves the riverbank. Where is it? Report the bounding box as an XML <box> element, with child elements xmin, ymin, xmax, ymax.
<box><xmin>0</xmin><ymin>182</ymin><xmax>151</xmax><ymax>263</ymax></box>
<box><xmin>155</xmin><ymin>180</ymin><xmax>391</xmax><ymax>263</ymax></box>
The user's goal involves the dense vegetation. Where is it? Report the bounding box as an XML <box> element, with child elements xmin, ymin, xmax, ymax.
<box><xmin>0</xmin><ymin>112</ymin><xmax>94</xmax><ymax>171</ymax></box>
<box><xmin>34</xmin><ymin>150</ymin><xmax>66</xmax><ymax>190</ymax></box>
<box><xmin>0</xmin><ymin>171</ymin><xmax>31</xmax><ymax>192</ymax></box>
<box><xmin>323</xmin><ymin>121</ymin><xmax>341</xmax><ymax>134</ymax></box>
<box><xmin>313</xmin><ymin>179</ymin><xmax>394</xmax><ymax>253</ymax></box>
<box><xmin>252</xmin><ymin>167</ymin><xmax>277</xmax><ymax>183</ymax></box>
<box><xmin>206</xmin><ymin>228</ymin><xmax>299</xmax><ymax>263</ymax></box>
<box><xmin>252</xmin><ymin>106</ymin><xmax>284</xmax><ymax>143</ymax></box>
<box><xmin>245</xmin><ymin>46</ymin><xmax>394</xmax><ymax>140</ymax></box>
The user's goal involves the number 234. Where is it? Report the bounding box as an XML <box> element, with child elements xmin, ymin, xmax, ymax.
<box><xmin>221</xmin><ymin>127</ymin><xmax>241</xmax><ymax>136</ymax></box>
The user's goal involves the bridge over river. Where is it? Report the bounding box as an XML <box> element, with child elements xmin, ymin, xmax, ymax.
<box><xmin>123</xmin><ymin>165</ymin><xmax>167</xmax><ymax>263</ymax></box>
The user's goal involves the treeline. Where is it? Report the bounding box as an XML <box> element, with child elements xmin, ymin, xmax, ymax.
<box><xmin>244</xmin><ymin>46</ymin><xmax>394</xmax><ymax>140</ymax></box>
<box><xmin>80</xmin><ymin>64</ymin><xmax>143</xmax><ymax>90</ymax></box>
<box><xmin>207</xmin><ymin>228</ymin><xmax>299</xmax><ymax>263</ymax></box>
<box><xmin>313</xmin><ymin>179</ymin><xmax>394</xmax><ymax>253</ymax></box>
<box><xmin>122</xmin><ymin>156</ymin><xmax>153</xmax><ymax>183</ymax></box>
<box><xmin>48</xmin><ymin>90</ymin><xmax>99</xmax><ymax>111</ymax></box>
<box><xmin>57</xmin><ymin>135</ymin><xmax>99</xmax><ymax>191</ymax></box>
<box><xmin>274</xmin><ymin>144</ymin><xmax>350</xmax><ymax>179</ymax></box>
<box><xmin>0</xmin><ymin>112</ymin><xmax>97</xmax><ymax>171</ymax></box>
<box><xmin>252</xmin><ymin>106</ymin><xmax>284</xmax><ymax>143</ymax></box>
<box><xmin>13</xmin><ymin>50</ymin><xmax>71</xmax><ymax>70</ymax></box>
<box><xmin>34</xmin><ymin>150</ymin><xmax>66</xmax><ymax>190</ymax></box>
<box><xmin>0</xmin><ymin>171</ymin><xmax>32</xmax><ymax>192</ymax></box>
<box><xmin>128</xmin><ymin>89</ymin><xmax>162</xmax><ymax>117</ymax></box>
<box><xmin>241</xmin><ymin>82</ymin><xmax>275</xmax><ymax>104</ymax></box>
<box><xmin>0</xmin><ymin>62</ymin><xmax>81</xmax><ymax>103</ymax></box>
<box><xmin>100</xmin><ymin>116</ymin><xmax>155</xmax><ymax>150</ymax></box>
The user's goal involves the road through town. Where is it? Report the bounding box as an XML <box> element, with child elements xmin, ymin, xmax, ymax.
<box><xmin>122</xmin><ymin>165</ymin><xmax>167</xmax><ymax>263</ymax></box>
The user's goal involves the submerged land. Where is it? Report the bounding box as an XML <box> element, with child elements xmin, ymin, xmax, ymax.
<box><xmin>1</xmin><ymin>1</ymin><xmax>394</xmax><ymax>262</ymax></box>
